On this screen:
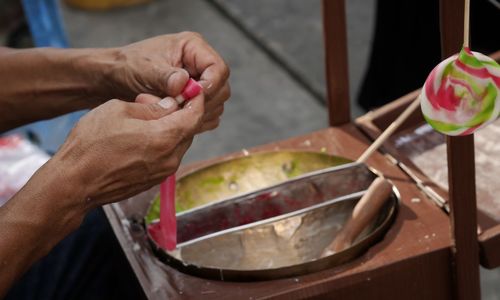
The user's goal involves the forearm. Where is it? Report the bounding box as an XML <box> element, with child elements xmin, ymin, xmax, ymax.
<box><xmin>0</xmin><ymin>157</ymin><xmax>87</xmax><ymax>297</ymax></box>
<box><xmin>0</xmin><ymin>47</ymin><xmax>115</xmax><ymax>132</ymax></box>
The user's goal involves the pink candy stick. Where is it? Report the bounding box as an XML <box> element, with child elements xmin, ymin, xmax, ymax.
<box><xmin>159</xmin><ymin>175</ymin><xmax>177</xmax><ymax>250</ymax></box>
<box><xmin>175</xmin><ymin>78</ymin><xmax>203</xmax><ymax>104</ymax></box>
<box><xmin>159</xmin><ymin>78</ymin><xmax>202</xmax><ymax>250</ymax></box>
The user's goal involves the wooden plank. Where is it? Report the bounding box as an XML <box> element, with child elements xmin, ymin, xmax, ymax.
<box><xmin>440</xmin><ymin>0</ymin><xmax>481</xmax><ymax>299</ymax></box>
<box><xmin>446</xmin><ymin>135</ymin><xmax>481</xmax><ymax>300</ymax></box>
<box><xmin>446</xmin><ymin>135</ymin><xmax>480</xmax><ymax>299</ymax></box>
<box><xmin>479</xmin><ymin>224</ymin><xmax>500</xmax><ymax>268</ymax></box>
<box><xmin>322</xmin><ymin>0</ymin><xmax>351</xmax><ymax>126</ymax></box>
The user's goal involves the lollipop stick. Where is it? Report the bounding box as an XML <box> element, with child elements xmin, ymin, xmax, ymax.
<box><xmin>357</xmin><ymin>97</ymin><xmax>421</xmax><ymax>163</ymax></box>
<box><xmin>464</xmin><ymin>0</ymin><xmax>470</xmax><ymax>47</ymax></box>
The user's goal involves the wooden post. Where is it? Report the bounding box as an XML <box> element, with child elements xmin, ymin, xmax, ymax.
<box><xmin>322</xmin><ymin>0</ymin><xmax>351</xmax><ymax>126</ymax></box>
<box><xmin>439</xmin><ymin>0</ymin><xmax>481</xmax><ymax>299</ymax></box>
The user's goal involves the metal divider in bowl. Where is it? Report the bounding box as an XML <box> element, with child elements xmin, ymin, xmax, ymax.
<box><xmin>146</xmin><ymin>155</ymin><xmax>399</xmax><ymax>281</ymax></box>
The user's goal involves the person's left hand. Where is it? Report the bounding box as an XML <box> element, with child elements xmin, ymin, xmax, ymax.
<box><xmin>96</xmin><ymin>32</ymin><xmax>230</xmax><ymax>132</ymax></box>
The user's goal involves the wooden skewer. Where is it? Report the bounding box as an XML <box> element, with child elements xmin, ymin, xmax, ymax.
<box><xmin>464</xmin><ymin>0</ymin><xmax>470</xmax><ymax>47</ymax></box>
<box><xmin>357</xmin><ymin>97</ymin><xmax>421</xmax><ymax>163</ymax></box>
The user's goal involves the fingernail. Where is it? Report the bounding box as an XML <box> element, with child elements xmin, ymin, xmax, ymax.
<box><xmin>199</xmin><ymin>80</ymin><xmax>213</xmax><ymax>91</ymax></box>
<box><xmin>158</xmin><ymin>97</ymin><xmax>176</xmax><ymax>109</ymax></box>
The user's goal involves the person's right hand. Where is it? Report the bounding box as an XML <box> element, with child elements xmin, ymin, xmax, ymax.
<box><xmin>50</xmin><ymin>92</ymin><xmax>204</xmax><ymax>210</ymax></box>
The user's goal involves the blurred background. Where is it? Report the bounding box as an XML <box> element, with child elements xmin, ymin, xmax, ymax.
<box><xmin>1</xmin><ymin>0</ymin><xmax>499</xmax><ymax>298</ymax></box>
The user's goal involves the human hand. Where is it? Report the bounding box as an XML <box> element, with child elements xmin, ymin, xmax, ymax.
<box><xmin>51</xmin><ymin>92</ymin><xmax>204</xmax><ymax>209</ymax></box>
<box><xmin>100</xmin><ymin>32</ymin><xmax>230</xmax><ymax>132</ymax></box>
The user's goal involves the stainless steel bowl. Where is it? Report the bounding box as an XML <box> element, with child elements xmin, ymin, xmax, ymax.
<box><xmin>145</xmin><ymin>151</ymin><xmax>398</xmax><ymax>281</ymax></box>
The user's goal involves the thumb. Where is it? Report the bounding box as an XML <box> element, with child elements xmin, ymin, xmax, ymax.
<box><xmin>128</xmin><ymin>96</ymin><xmax>179</xmax><ymax>120</ymax></box>
<box><xmin>162</xmin><ymin>68</ymin><xmax>190</xmax><ymax>97</ymax></box>
<box><xmin>155</xmin><ymin>92</ymin><xmax>205</xmax><ymax>136</ymax></box>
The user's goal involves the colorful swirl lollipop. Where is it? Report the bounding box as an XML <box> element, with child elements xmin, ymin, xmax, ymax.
<box><xmin>420</xmin><ymin>47</ymin><xmax>500</xmax><ymax>136</ymax></box>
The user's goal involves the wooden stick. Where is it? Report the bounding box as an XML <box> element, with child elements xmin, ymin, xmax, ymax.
<box><xmin>464</xmin><ymin>0</ymin><xmax>470</xmax><ymax>47</ymax></box>
<box><xmin>357</xmin><ymin>97</ymin><xmax>421</xmax><ymax>163</ymax></box>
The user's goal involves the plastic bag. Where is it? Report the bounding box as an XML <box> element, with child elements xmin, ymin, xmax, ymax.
<box><xmin>0</xmin><ymin>134</ymin><xmax>50</xmax><ymax>206</ymax></box>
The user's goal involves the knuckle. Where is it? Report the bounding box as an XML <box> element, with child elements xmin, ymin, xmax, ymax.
<box><xmin>223</xmin><ymin>85</ymin><xmax>231</xmax><ymax>100</ymax></box>
<box><xmin>107</xmin><ymin>99</ymin><xmax>128</xmax><ymax>114</ymax></box>
<box><xmin>145</xmin><ymin>104</ymin><xmax>163</xmax><ymax>118</ymax></box>
<box><xmin>222</xmin><ymin>64</ymin><xmax>230</xmax><ymax>80</ymax></box>
<box><xmin>107</xmin><ymin>99</ymin><xmax>122</xmax><ymax>107</ymax></box>
<box><xmin>180</xmin><ymin>31</ymin><xmax>203</xmax><ymax>40</ymax></box>
<box><xmin>204</xmin><ymin>120</ymin><xmax>219</xmax><ymax>132</ymax></box>
<box><xmin>218</xmin><ymin>105</ymin><xmax>225</xmax><ymax>115</ymax></box>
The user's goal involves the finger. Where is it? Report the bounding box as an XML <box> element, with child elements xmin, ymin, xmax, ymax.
<box><xmin>128</xmin><ymin>96</ymin><xmax>179</xmax><ymax>121</ymax></box>
<box><xmin>155</xmin><ymin>92</ymin><xmax>205</xmax><ymax>137</ymax></box>
<box><xmin>164</xmin><ymin>68</ymin><xmax>190</xmax><ymax>97</ymax></box>
<box><xmin>182</xmin><ymin>37</ymin><xmax>230</xmax><ymax>99</ymax></box>
<box><xmin>203</xmin><ymin>105</ymin><xmax>224</xmax><ymax>123</ymax></box>
<box><xmin>170</xmin><ymin>137</ymin><xmax>193</xmax><ymax>165</ymax></box>
<box><xmin>205</xmin><ymin>81</ymin><xmax>230</xmax><ymax>111</ymax></box>
<box><xmin>135</xmin><ymin>93</ymin><xmax>161</xmax><ymax>104</ymax></box>
<box><xmin>150</xmin><ymin>138</ymin><xmax>194</xmax><ymax>178</ymax></box>
<box><xmin>145</xmin><ymin>67</ymin><xmax>189</xmax><ymax>98</ymax></box>
<box><xmin>199</xmin><ymin>118</ymin><xmax>221</xmax><ymax>133</ymax></box>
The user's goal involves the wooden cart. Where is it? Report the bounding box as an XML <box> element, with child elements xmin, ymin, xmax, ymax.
<box><xmin>104</xmin><ymin>0</ymin><xmax>495</xmax><ymax>298</ymax></box>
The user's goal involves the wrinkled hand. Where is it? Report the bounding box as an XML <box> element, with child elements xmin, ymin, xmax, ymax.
<box><xmin>52</xmin><ymin>92</ymin><xmax>204</xmax><ymax>208</ymax></box>
<box><xmin>102</xmin><ymin>32</ymin><xmax>230</xmax><ymax>132</ymax></box>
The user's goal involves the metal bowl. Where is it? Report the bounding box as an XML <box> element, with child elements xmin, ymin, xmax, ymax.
<box><xmin>145</xmin><ymin>151</ymin><xmax>398</xmax><ymax>281</ymax></box>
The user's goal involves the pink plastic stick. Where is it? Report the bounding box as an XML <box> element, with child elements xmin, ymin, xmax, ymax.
<box><xmin>159</xmin><ymin>79</ymin><xmax>202</xmax><ymax>250</ymax></box>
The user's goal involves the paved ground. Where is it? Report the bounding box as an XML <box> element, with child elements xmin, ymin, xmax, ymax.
<box><xmin>3</xmin><ymin>0</ymin><xmax>498</xmax><ymax>298</ymax></box>
<box><xmin>211</xmin><ymin>0</ymin><xmax>374</xmax><ymax>117</ymax></box>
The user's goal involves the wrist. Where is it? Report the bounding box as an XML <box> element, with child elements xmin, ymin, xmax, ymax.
<box><xmin>76</xmin><ymin>47</ymin><xmax>134</xmax><ymax>101</ymax></box>
<box><xmin>63</xmin><ymin>47</ymin><xmax>114</xmax><ymax>107</ymax></box>
<box><xmin>30</xmin><ymin>48</ymin><xmax>104</xmax><ymax>108</ymax></box>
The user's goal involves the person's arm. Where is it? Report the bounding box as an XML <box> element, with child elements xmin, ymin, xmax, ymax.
<box><xmin>0</xmin><ymin>157</ymin><xmax>84</xmax><ymax>295</ymax></box>
<box><xmin>0</xmin><ymin>32</ymin><xmax>230</xmax><ymax>133</ymax></box>
<box><xmin>0</xmin><ymin>47</ymin><xmax>107</xmax><ymax>131</ymax></box>
<box><xmin>0</xmin><ymin>93</ymin><xmax>204</xmax><ymax>297</ymax></box>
